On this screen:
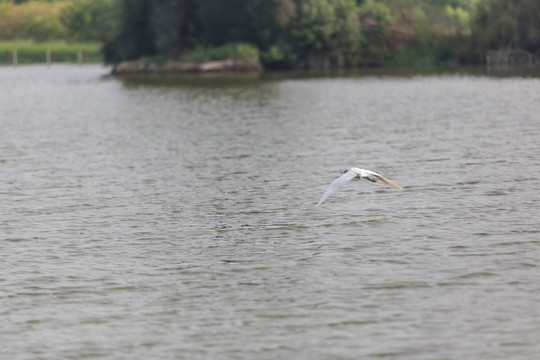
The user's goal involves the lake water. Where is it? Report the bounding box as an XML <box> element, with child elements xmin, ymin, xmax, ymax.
<box><xmin>1</xmin><ymin>65</ymin><xmax>539</xmax><ymax>359</ymax></box>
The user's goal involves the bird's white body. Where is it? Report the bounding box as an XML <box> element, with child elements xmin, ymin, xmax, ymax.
<box><xmin>317</xmin><ymin>167</ymin><xmax>402</xmax><ymax>206</ymax></box>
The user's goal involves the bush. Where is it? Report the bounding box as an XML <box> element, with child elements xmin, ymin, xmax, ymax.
<box><xmin>181</xmin><ymin>42</ymin><xmax>259</xmax><ymax>62</ymax></box>
<box><xmin>385</xmin><ymin>42</ymin><xmax>458</xmax><ymax>67</ymax></box>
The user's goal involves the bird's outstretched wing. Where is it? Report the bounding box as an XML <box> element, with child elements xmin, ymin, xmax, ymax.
<box><xmin>362</xmin><ymin>169</ymin><xmax>403</xmax><ymax>190</ymax></box>
<box><xmin>317</xmin><ymin>170</ymin><xmax>357</xmax><ymax>206</ymax></box>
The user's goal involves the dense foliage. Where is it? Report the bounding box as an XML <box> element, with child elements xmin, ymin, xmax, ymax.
<box><xmin>60</xmin><ymin>0</ymin><xmax>119</xmax><ymax>42</ymax></box>
<box><xmin>0</xmin><ymin>0</ymin><xmax>68</xmax><ymax>41</ymax></box>
<box><xmin>101</xmin><ymin>0</ymin><xmax>487</xmax><ymax>67</ymax></box>
<box><xmin>471</xmin><ymin>0</ymin><xmax>540</xmax><ymax>59</ymax></box>
<box><xmin>2</xmin><ymin>0</ymin><xmax>540</xmax><ymax>67</ymax></box>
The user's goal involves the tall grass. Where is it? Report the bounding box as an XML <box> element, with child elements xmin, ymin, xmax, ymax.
<box><xmin>0</xmin><ymin>40</ymin><xmax>102</xmax><ymax>64</ymax></box>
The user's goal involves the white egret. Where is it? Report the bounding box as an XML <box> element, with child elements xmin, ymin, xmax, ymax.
<box><xmin>317</xmin><ymin>167</ymin><xmax>402</xmax><ymax>206</ymax></box>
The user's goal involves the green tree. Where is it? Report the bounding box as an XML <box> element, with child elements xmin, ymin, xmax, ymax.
<box><xmin>103</xmin><ymin>0</ymin><xmax>156</xmax><ymax>63</ymax></box>
<box><xmin>150</xmin><ymin>0</ymin><xmax>199</xmax><ymax>54</ymax></box>
<box><xmin>60</xmin><ymin>0</ymin><xmax>120</xmax><ymax>42</ymax></box>
<box><xmin>289</xmin><ymin>0</ymin><xmax>360</xmax><ymax>53</ymax></box>
<box><xmin>443</xmin><ymin>4</ymin><xmax>471</xmax><ymax>35</ymax></box>
<box><xmin>356</xmin><ymin>0</ymin><xmax>393</xmax><ymax>64</ymax></box>
<box><xmin>472</xmin><ymin>0</ymin><xmax>540</xmax><ymax>59</ymax></box>
<box><xmin>23</xmin><ymin>14</ymin><xmax>66</xmax><ymax>41</ymax></box>
<box><xmin>0</xmin><ymin>0</ymin><xmax>68</xmax><ymax>41</ymax></box>
<box><xmin>195</xmin><ymin>0</ymin><xmax>295</xmax><ymax>47</ymax></box>
<box><xmin>104</xmin><ymin>0</ymin><xmax>298</xmax><ymax>64</ymax></box>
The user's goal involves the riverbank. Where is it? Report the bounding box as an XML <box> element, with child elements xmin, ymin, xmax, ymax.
<box><xmin>112</xmin><ymin>58</ymin><xmax>263</xmax><ymax>75</ymax></box>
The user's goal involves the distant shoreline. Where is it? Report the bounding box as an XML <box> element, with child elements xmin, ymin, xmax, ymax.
<box><xmin>0</xmin><ymin>40</ymin><xmax>102</xmax><ymax>65</ymax></box>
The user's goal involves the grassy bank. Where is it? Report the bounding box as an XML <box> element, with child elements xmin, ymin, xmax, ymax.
<box><xmin>0</xmin><ymin>41</ymin><xmax>102</xmax><ymax>64</ymax></box>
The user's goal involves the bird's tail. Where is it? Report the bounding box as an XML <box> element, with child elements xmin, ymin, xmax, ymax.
<box><xmin>372</xmin><ymin>174</ymin><xmax>403</xmax><ymax>190</ymax></box>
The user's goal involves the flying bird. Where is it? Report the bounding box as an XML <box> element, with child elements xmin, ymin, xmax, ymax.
<box><xmin>317</xmin><ymin>167</ymin><xmax>402</xmax><ymax>206</ymax></box>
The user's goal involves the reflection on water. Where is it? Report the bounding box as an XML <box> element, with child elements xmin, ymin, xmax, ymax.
<box><xmin>1</xmin><ymin>65</ymin><xmax>539</xmax><ymax>360</ymax></box>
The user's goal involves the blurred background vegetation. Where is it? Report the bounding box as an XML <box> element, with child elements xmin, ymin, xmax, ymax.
<box><xmin>1</xmin><ymin>0</ymin><xmax>539</xmax><ymax>68</ymax></box>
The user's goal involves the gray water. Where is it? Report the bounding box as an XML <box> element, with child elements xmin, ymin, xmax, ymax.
<box><xmin>1</xmin><ymin>65</ymin><xmax>539</xmax><ymax>360</ymax></box>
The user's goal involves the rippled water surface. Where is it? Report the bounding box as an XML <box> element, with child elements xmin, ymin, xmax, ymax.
<box><xmin>1</xmin><ymin>65</ymin><xmax>539</xmax><ymax>359</ymax></box>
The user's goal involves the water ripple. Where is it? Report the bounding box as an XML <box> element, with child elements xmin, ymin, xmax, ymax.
<box><xmin>1</xmin><ymin>65</ymin><xmax>540</xmax><ymax>360</ymax></box>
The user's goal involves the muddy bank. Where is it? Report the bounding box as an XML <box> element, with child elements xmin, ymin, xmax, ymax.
<box><xmin>112</xmin><ymin>58</ymin><xmax>263</xmax><ymax>74</ymax></box>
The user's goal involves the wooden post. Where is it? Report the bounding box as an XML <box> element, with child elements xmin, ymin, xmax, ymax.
<box><xmin>13</xmin><ymin>49</ymin><xmax>18</xmax><ymax>68</ymax></box>
<box><xmin>46</xmin><ymin>49</ymin><xmax>51</xmax><ymax>67</ymax></box>
<box><xmin>77</xmin><ymin>50</ymin><xmax>83</xmax><ymax>65</ymax></box>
